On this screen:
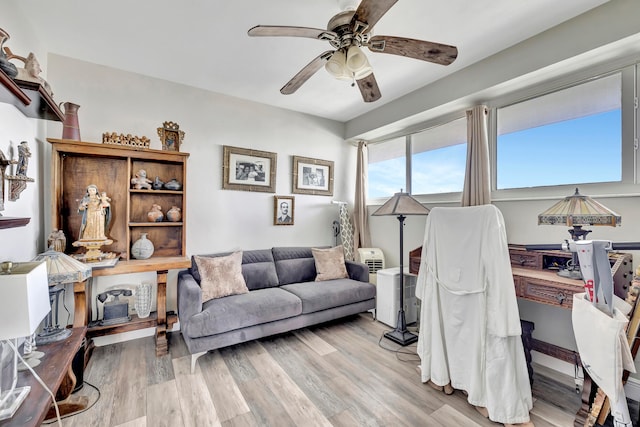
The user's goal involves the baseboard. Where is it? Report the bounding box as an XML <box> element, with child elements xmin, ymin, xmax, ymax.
<box><xmin>533</xmin><ymin>350</ymin><xmax>640</xmax><ymax>403</ymax></box>
<box><xmin>625</xmin><ymin>377</ymin><xmax>640</xmax><ymax>402</ymax></box>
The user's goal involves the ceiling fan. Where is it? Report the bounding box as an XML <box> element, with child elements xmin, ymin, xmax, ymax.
<box><xmin>248</xmin><ymin>0</ymin><xmax>458</xmax><ymax>103</ymax></box>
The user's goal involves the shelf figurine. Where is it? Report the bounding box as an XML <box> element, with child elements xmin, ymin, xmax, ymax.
<box><xmin>72</xmin><ymin>184</ymin><xmax>115</xmax><ymax>262</ymax></box>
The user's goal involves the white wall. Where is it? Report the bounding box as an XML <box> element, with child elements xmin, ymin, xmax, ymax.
<box><xmin>1</xmin><ymin>3</ymin><xmax>354</xmax><ymax>341</ymax></box>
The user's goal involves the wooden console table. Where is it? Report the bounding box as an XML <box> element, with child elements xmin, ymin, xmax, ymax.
<box><xmin>81</xmin><ymin>257</ymin><xmax>190</xmax><ymax>356</ymax></box>
<box><xmin>0</xmin><ymin>327</ymin><xmax>86</xmax><ymax>427</ymax></box>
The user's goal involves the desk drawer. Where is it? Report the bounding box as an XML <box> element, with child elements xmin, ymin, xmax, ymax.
<box><xmin>519</xmin><ymin>275</ymin><xmax>582</xmax><ymax>309</ymax></box>
<box><xmin>509</xmin><ymin>249</ymin><xmax>541</xmax><ymax>269</ymax></box>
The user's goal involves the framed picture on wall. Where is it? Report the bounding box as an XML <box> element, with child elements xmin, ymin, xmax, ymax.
<box><xmin>223</xmin><ymin>145</ymin><xmax>277</xmax><ymax>193</ymax></box>
<box><xmin>273</xmin><ymin>195</ymin><xmax>294</xmax><ymax>225</ymax></box>
<box><xmin>292</xmin><ymin>156</ymin><xmax>334</xmax><ymax>196</ymax></box>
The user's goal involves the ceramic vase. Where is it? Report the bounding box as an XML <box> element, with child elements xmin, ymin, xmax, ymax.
<box><xmin>163</xmin><ymin>178</ymin><xmax>182</xmax><ymax>191</ymax></box>
<box><xmin>60</xmin><ymin>102</ymin><xmax>81</xmax><ymax>141</ymax></box>
<box><xmin>166</xmin><ymin>206</ymin><xmax>182</xmax><ymax>222</ymax></box>
<box><xmin>131</xmin><ymin>233</ymin><xmax>154</xmax><ymax>259</ymax></box>
<box><xmin>152</xmin><ymin>176</ymin><xmax>164</xmax><ymax>190</ymax></box>
<box><xmin>147</xmin><ymin>205</ymin><xmax>164</xmax><ymax>222</ymax></box>
<box><xmin>134</xmin><ymin>282</ymin><xmax>152</xmax><ymax>318</ymax></box>
<box><xmin>0</xmin><ymin>28</ymin><xmax>17</xmax><ymax>78</ymax></box>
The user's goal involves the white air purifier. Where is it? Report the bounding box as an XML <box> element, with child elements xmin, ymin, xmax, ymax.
<box><xmin>357</xmin><ymin>248</ymin><xmax>385</xmax><ymax>285</ymax></box>
<box><xmin>376</xmin><ymin>267</ymin><xmax>418</xmax><ymax>328</ymax></box>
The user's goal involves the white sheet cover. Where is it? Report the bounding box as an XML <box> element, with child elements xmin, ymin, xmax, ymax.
<box><xmin>416</xmin><ymin>205</ymin><xmax>533</xmax><ymax>424</ymax></box>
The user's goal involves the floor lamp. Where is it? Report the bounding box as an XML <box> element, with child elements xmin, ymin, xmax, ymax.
<box><xmin>372</xmin><ymin>190</ymin><xmax>429</xmax><ymax>346</ymax></box>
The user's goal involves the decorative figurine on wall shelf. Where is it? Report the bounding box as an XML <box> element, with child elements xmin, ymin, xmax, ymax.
<box><xmin>131</xmin><ymin>169</ymin><xmax>152</xmax><ymax>190</ymax></box>
<box><xmin>72</xmin><ymin>184</ymin><xmax>116</xmax><ymax>262</ymax></box>
<box><xmin>3</xmin><ymin>47</ymin><xmax>53</xmax><ymax>96</ymax></box>
<box><xmin>6</xmin><ymin>141</ymin><xmax>35</xmax><ymax>201</ymax></box>
<box><xmin>0</xmin><ymin>148</ymin><xmax>12</xmax><ymax>213</ymax></box>
<box><xmin>102</xmin><ymin>132</ymin><xmax>151</xmax><ymax>148</ymax></box>
<box><xmin>47</xmin><ymin>229</ymin><xmax>67</xmax><ymax>252</ymax></box>
<box><xmin>157</xmin><ymin>121</ymin><xmax>185</xmax><ymax>152</ymax></box>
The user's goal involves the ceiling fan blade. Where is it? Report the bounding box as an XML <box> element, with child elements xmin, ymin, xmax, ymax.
<box><xmin>350</xmin><ymin>0</ymin><xmax>398</xmax><ymax>34</ymax></box>
<box><xmin>368</xmin><ymin>35</ymin><xmax>458</xmax><ymax>66</ymax></box>
<box><xmin>281</xmin><ymin>51</ymin><xmax>334</xmax><ymax>95</ymax></box>
<box><xmin>356</xmin><ymin>73</ymin><xmax>382</xmax><ymax>103</ymax></box>
<box><xmin>248</xmin><ymin>25</ymin><xmax>337</xmax><ymax>42</ymax></box>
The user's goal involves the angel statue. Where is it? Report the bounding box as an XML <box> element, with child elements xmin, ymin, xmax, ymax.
<box><xmin>73</xmin><ymin>184</ymin><xmax>114</xmax><ymax>261</ymax></box>
<box><xmin>78</xmin><ymin>184</ymin><xmax>111</xmax><ymax>241</ymax></box>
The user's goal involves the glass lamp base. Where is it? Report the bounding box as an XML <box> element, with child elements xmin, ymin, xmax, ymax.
<box><xmin>0</xmin><ymin>385</ymin><xmax>30</xmax><ymax>420</ymax></box>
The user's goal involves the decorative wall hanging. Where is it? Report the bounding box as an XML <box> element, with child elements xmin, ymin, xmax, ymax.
<box><xmin>102</xmin><ymin>132</ymin><xmax>150</xmax><ymax>148</ymax></box>
<box><xmin>292</xmin><ymin>155</ymin><xmax>334</xmax><ymax>196</ymax></box>
<box><xmin>6</xmin><ymin>141</ymin><xmax>34</xmax><ymax>201</ymax></box>
<box><xmin>274</xmin><ymin>195</ymin><xmax>294</xmax><ymax>226</ymax></box>
<box><xmin>157</xmin><ymin>121</ymin><xmax>185</xmax><ymax>152</ymax></box>
<box><xmin>223</xmin><ymin>145</ymin><xmax>277</xmax><ymax>193</ymax></box>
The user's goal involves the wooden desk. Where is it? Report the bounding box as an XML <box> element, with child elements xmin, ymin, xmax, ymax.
<box><xmin>86</xmin><ymin>257</ymin><xmax>190</xmax><ymax>356</ymax></box>
<box><xmin>0</xmin><ymin>327</ymin><xmax>86</xmax><ymax>427</ymax></box>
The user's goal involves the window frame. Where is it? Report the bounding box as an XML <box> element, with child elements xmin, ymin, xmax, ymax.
<box><xmin>366</xmin><ymin>62</ymin><xmax>640</xmax><ymax>206</ymax></box>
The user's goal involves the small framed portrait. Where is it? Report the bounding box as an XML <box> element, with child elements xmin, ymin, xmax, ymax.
<box><xmin>157</xmin><ymin>121</ymin><xmax>185</xmax><ymax>152</ymax></box>
<box><xmin>274</xmin><ymin>195</ymin><xmax>295</xmax><ymax>226</ymax></box>
<box><xmin>223</xmin><ymin>145</ymin><xmax>277</xmax><ymax>193</ymax></box>
<box><xmin>292</xmin><ymin>156</ymin><xmax>334</xmax><ymax>196</ymax></box>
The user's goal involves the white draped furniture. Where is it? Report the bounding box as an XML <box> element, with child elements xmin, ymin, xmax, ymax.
<box><xmin>416</xmin><ymin>205</ymin><xmax>533</xmax><ymax>425</ymax></box>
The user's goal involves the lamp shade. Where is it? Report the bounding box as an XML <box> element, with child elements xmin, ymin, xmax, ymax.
<box><xmin>32</xmin><ymin>248</ymin><xmax>92</xmax><ymax>285</ymax></box>
<box><xmin>372</xmin><ymin>190</ymin><xmax>430</xmax><ymax>216</ymax></box>
<box><xmin>538</xmin><ymin>188</ymin><xmax>621</xmax><ymax>227</ymax></box>
<box><xmin>325</xmin><ymin>49</ymin><xmax>348</xmax><ymax>79</ymax></box>
<box><xmin>0</xmin><ymin>261</ymin><xmax>51</xmax><ymax>339</ymax></box>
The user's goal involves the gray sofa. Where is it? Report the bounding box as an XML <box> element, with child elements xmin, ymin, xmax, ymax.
<box><xmin>177</xmin><ymin>246</ymin><xmax>376</xmax><ymax>373</ymax></box>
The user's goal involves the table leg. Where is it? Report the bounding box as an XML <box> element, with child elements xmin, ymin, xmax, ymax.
<box><xmin>155</xmin><ymin>270</ymin><xmax>168</xmax><ymax>356</ymax></box>
<box><xmin>73</xmin><ymin>280</ymin><xmax>88</xmax><ymax>328</ymax></box>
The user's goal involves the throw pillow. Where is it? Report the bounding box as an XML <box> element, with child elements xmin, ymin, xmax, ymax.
<box><xmin>312</xmin><ymin>245</ymin><xmax>349</xmax><ymax>281</ymax></box>
<box><xmin>194</xmin><ymin>252</ymin><xmax>249</xmax><ymax>302</ymax></box>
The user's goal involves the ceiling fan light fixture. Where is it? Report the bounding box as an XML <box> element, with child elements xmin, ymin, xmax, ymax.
<box><xmin>352</xmin><ymin>63</ymin><xmax>373</xmax><ymax>79</ymax></box>
<box><xmin>346</xmin><ymin>45</ymin><xmax>369</xmax><ymax>73</ymax></box>
<box><xmin>325</xmin><ymin>49</ymin><xmax>351</xmax><ymax>80</ymax></box>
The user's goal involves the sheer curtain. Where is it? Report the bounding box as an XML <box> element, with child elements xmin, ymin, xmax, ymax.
<box><xmin>353</xmin><ymin>140</ymin><xmax>371</xmax><ymax>254</ymax></box>
<box><xmin>461</xmin><ymin>105</ymin><xmax>490</xmax><ymax>206</ymax></box>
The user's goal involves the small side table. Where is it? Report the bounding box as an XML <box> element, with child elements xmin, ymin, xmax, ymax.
<box><xmin>0</xmin><ymin>327</ymin><xmax>86</xmax><ymax>427</ymax></box>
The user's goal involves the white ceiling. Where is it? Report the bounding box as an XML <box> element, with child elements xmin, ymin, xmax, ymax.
<box><xmin>12</xmin><ymin>0</ymin><xmax>609</xmax><ymax>122</ymax></box>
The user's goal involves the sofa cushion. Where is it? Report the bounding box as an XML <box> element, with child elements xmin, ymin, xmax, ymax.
<box><xmin>194</xmin><ymin>252</ymin><xmax>249</xmax><ymax>302</ymax></box>
<box><xmin>191</xmin><ymin>249</ymin><xmax>279</xmax><ymax>291</ymax></box>
<box><xmin>312</xmin><ymin>245</ymin><xmax>349</xmax><ymax>281</ymax></box>
<box><xmin>280</xmin><ymin>279</ymin><xmax>376</xmax><ymax>314</ymax></box>
<box><xmin>273</xmin><ymin>246</ymin><xmax>326</xmax><ymax>285</ymax></box>
<box><xmin>241</xmin><ymin>249</ymin><xmax>280</xmax><ymax>290</ymax></box>
<box><xmin>186</xmin><ymin>287</ymin><xmax>302</xmax><ymax>338</ymax></box>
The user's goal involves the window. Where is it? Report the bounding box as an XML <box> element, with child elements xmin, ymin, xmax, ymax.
<box><xmin>496</xmin><ymin>73</ymin><xmax>622</xmax><ymax>190</ymax></box>
<box><xmin>368</xmin><ymin>137</ymin><xmax>406</xmax><ymax>199</ymax></box>
<box><xmin>411</xmin><ymin>118</ymin><xmax>467</xmax><ymax>195</ymax></box>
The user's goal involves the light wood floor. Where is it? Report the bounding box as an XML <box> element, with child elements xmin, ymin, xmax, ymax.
<box><xmin>50</xmin><ymin>313</ymin><xmax>586</xmax><ymax>427</ymax></box>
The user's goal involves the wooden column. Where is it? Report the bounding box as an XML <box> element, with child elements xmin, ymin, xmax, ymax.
<box><xmin>72</xmin><ymin>280</ymin><xmax>89</xmax><ymax>327</ymax></box>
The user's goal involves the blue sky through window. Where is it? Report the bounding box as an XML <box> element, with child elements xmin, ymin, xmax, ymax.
<box><xmin>497</xmin><ymin>109</ymin><xmax>621</xmax><ymax>189</ymax></box>
<box><xmin>368</xmin><ymin>109</ymin><xmax>621</xmax><ymax>198</ymax></box>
